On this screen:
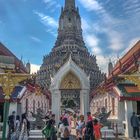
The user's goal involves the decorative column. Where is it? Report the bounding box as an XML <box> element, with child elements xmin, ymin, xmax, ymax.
<box><xmin>124</xmin><ymin>100</ymin><xmax>133</xmax><ymax>138</ymax></box>
<box><xmin>51</xmin><ymin>89</ymin><xmax>61</xmax><ymax>125</ymax></box>
<box><xmin>80</xmin><ymin>89</ymin><xmax>89</xmax><ymax>118</ymax></box>
<box><xmin>118</xmin><ymin>101</ymin><xmax>125</xmax><ymax>122</ymax></box>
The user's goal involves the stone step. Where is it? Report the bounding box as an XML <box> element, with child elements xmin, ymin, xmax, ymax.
<box><xmin>29</xmin><ymin>130</ymin><xmax>44</xmax><ymax>138</ymax></box>
<box><xmin>101</xmin><ymin>128</ymin><xmax>115</xmax><ymax>138</ymax></box>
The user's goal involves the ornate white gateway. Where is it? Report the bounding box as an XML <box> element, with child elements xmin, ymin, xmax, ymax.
<box><xmin>50</xmin><ymin>57</ymin><xmax>90</xmax><ymax>123</ymax></box>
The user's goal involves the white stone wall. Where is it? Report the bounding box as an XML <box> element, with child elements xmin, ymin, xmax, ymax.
<box><xmin>20</xmin><ymin>90</ymin><xmax>50</xmax><ymax>118</ymax></box>
<box><xmin>90</xmin><ymin>92</ymin><xmax>119</xmax><ymax>119</ymax></box>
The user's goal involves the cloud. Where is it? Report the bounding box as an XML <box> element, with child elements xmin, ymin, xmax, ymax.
<box><xmin>81</xmin><ymin>18</ymin><xmax>120</xmax><ymax>73</ymax></box>
<box><xmin>79</xmin><ymin>0</ymin><xmax>125</xmax><ymax>74</ymax></box>
<box><xmin>30</xmin><ymin>36</ymin><xmax>42</xmax><ymax>43</ymax></box>
<box><xmin>43</xmin><ymin>0</ymin><xmax>60</xmax><ymax>11</ymax></box>
<box><xmin>107</xmin><ymin>30</ymin><xmax>124</xmax><ymax>52</ymax></box>
<box><xmin>81</xmin><ymin>18</ymin><xmax>102</xmax><ymax>55</ymax></box>
<box><xmin>31</xmin><ymin>64</ymin><xmax>40</xmax><ymax>74</ymax></box>
<box><xmin>80</xmin><ymin>0</ymin><xmax>125</xmax><ymax>53</ymax></box>
<box><xmin>81</xmin><ymin>18</ymin><xmax>90</xmax><ymax>31</ymax></box>
<box><xmin>97</xmin><ymin>38</ymin><xmax>139</xmax><ymax>74</ymax></box>
<box><xmin>96</xmin><ymin>54</ymin><xmax>118</xmax><ymax>74</ymax></box>
<box><xmin>123</xmin><ymin>0</ymin><xmax>140</xmax><ymax>15</ymax></box>
<box><xmin>34</xmin><ymin>11</ymin><xmax>58</xmax><ymax>28</ymax></box>
<box><xmin>43</xmin><ymin>0</ymin><xmax>54</xmax><ymax>5</ymax></box>
<box><xmin>85</xmin><ymin>34</ymin><xmax>101</xmax><ymax>55</ymax></box>
<box><xmin>46</xmin><ymin>29</ymin><xmax>57</xmax><ymax>37</ymax></box>
<box><xmin>78</xmin><ymin>0</ymin><xmax>103</xmax><ymax>12</ymax></box>
<box><xmin>96</xmin><ymin>55</ymin><xmax>108</xmax><ymax>73</ymax></box>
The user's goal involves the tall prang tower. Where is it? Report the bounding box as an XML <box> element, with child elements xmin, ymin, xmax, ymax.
<box><xmin>37</xmin><ymin>0</ymin><xmax>105</xmax><ymax>92</ymax></box>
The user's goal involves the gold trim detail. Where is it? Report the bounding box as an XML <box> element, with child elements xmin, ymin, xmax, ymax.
<box><xmin>60</xmin><ymin>72</ymin><xmax>81</xmax><ymax>89</ymax></box>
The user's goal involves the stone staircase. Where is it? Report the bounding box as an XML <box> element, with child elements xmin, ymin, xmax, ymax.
<box><xmin>29</xmin><ymin>130</ymin><xmax>44</xmax><ymax>139</ymax></box>
<box><xmin>101</xmin><ymin>127</ymin><xmax>115</xmax><ymax>139</ymax></box>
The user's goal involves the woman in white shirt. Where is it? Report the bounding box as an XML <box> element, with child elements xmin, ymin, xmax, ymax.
<box><xmin>59</xmin><ymin>117</ymin><xmax>71</xmax><ymax>140</ymax></box>
<box><xmin>76</xmin><ymin>115</ymin><xmax>85</xmax><ymax>140</ymax></box>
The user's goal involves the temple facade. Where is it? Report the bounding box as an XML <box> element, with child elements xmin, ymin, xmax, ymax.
<box><xmin>0</xmin><ymin>42</ymin><xmax>29</xmax><ymax>124</ymax></box>
<box><xmin>90</xmin><ymin>41</ymin><xmax>140</xmax><ymax>138</ymax></box>
<box><xmin>0</xmin><ymin>43</ymin><xmax>50</xmax><ymax>137</ymax></box>
<box><xmin>37</xmin><ymin>0</ymin><xmax>105</xmax><ymax>119</ymax></box>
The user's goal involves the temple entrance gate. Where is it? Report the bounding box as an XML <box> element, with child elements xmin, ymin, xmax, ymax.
<box><xmin>60</xmin><ymin>72</ymin><xmax>81</xmax><ymax>111</ymax></box>
<box><xmin>50</xmin><ymin>57</ymin><xmax>90</xmax><ymax>124</ymax></box>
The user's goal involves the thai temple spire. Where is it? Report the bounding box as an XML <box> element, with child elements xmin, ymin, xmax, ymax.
<box><xmin>65</xmin><ymin>0</ymin><xmax>75</xmax><ymax>10</ymax></box>
<box><xmin>54</xmin><ymin>0</ymin><xmax>85</xmax><ymax>49</ymax></box>
<box><xmin>37</xmin><ymin>0</ymin><xmax>105</xmax><ymax>91</ymax></box>
<box><xmin>108</xmin><ymin>59</ymin><xmax>113</xmax><ymax>76</ymax></box>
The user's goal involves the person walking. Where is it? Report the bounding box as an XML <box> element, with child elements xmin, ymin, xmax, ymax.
<box><xmin>59</xmin><ymin>117</ymin><xmax>71</xmax><ymax>140</ymax></box>
<box><xmin>130</xmin><ymin>112</ymin><xmax>140</xmax><ymax>139</ymax></box>
<box><xmin>15</xmin><ymin>115</ymin><xmax>21</xmax><ymax>140</ymax></box>
<box><xmin>93</xmin><ymin>119</ymin><xmax>103</xmax><ymax>140</ymax></box>
<box><xmin>11</xmin><ymin>115</ymin><xmax>21</xmax><ymax>140</ymax></box>
<box><xmin>19</xmin><ymin>113</ymin><xmax>29</xmax><ymax>140</ymax></box>
<box><xmin>76</xmin><ymin>115</ymin><xmax>85</xmax><ymax>140</ymax></box>
<box><xmin>84</xmin><ymin>120</ymin><xmax>95</xmax><ymax>140</ymax></box>
<box><xmin>42</xmin><ymin>119</ymin><xmax>57</xmax><ymax>140</ymax></box>
<box><xmin>7</xmin><ymin>111</ymin><xmax>16</xmax><ymax>139</ymax></box>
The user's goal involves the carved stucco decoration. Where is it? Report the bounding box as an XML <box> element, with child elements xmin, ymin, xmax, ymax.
<box><xmin>60</xmin><ymin>71</ymin><xmax>81</xmax><ymax>89</ymax></box>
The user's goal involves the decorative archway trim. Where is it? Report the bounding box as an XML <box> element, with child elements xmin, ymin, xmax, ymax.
<box><xmin>50</xmin><ymin>56</ymin><xmax>90</xmax><ymax>91</ymax></box>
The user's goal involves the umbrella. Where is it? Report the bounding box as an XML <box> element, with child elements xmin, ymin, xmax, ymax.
<box><xmin>65</xmin><ymin>108</ymin><xmax>75</xmax><ymax>113</ymax></box>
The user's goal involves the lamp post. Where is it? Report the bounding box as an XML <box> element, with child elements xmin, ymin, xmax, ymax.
<box><xmin>0</xmin><ymin>71</ymin><xmax>33</xmax><ymax>140</ymax></box>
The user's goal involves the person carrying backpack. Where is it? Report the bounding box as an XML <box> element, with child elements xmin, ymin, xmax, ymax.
<box><xmin>59</xmin><ymin>117</ymin><xmax>70</xmax><ymax>140</ymax></box>
<box><xmin>42</xmin><ymin>119</ymin><xmax>57</xmax><ymax>140</ymax></box>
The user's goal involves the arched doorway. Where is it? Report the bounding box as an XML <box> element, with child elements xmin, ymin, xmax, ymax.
<box><xmin>60</xmin><ymin>71</ymin><xmax>81</xmax><ymax>111</ymax></box>
<box><xmin>50</xmin><ymin>57</ymin><xmax>90</xmax><ymax>124</ymax></box>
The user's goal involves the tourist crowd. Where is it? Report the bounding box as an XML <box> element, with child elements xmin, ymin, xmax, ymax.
<box><xmin>42</xmin><ymin>111</ymin><xmax>103</xmax><ymax>140</ymax></box>
<box><xmin>7</xmin><ymin>111</ymin><xmax>30</xmax><ymax>140</ymax></box>
<box><xmin>7</xmin><ymin>110</ymin><xmax>103</xmax><ymax>140</ymax></box>
<box><xmin>7</xmin><ymin>110</ymin><xmax>140</xmax><ymax>140</ymax></box>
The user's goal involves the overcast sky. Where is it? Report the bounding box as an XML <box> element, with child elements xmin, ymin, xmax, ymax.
<box><xmin>0</xmin><ymin>0</ymin><xmax>140</xmax><ymax>73</ymax></box>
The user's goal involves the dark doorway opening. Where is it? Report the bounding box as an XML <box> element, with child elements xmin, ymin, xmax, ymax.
<box><xmin>60</xmin><ymin>89</ymin><xmax>80</xmax><ymax>111</ymax></box>
<box><xmin>137</xmin><ymin>101</ymin><xmax>140</xmax><ymax>115</ymax></box>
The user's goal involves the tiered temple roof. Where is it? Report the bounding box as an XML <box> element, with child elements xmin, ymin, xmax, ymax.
<box><xmin>0</xmin><ymin>42</ymin><xmax>27</xmax><ymax>73</ymax></box>
<box><xmin>91</xmin><ymin>41</ymin><xmax>140</xmax><ymax>101</ymax></box>
<box><xmin>37</xmin><ymin>0</ymin><xmax>105</xmax><ymax>91</ymax></box>
<box><xmin>0</xmin><ymin>42</ymin><xmax>29</xmax><ymax>102</ymax></box>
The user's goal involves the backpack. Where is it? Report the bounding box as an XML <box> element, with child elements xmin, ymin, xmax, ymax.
<box><xmin>42</xmin><ymin>125</ymin><xmax>52</xmax><ymax>138</ymax></box>
<box><xmin>63</xmin><ymin>127</ymin><xmax>70</xmax><ymax>138</ymax></box>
